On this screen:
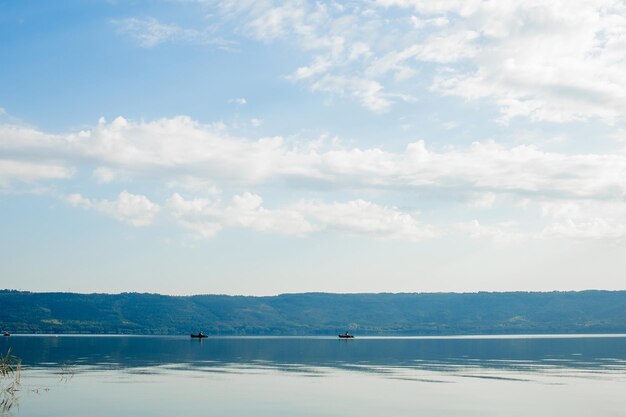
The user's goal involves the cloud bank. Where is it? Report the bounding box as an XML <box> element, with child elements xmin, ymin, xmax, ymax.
<box><xmin>193</xmin><ymin>0</ymin><xmax>626</xmax><ymax>121</ymax></box>
<box><xmin>3</xmin><ymin>116</ymin><xmax>626</xmax><ymax>198</ymax></box>
<box><xmin>2</xmin><ymin>115</ymin><xmax>626</xmax><ymax>241</ymax></box>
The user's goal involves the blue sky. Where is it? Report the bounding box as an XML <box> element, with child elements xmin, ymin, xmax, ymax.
<box><xmin>2</xmin><ymin>0</ymin><xmax>626</xmax><ymax>295</ymax></box>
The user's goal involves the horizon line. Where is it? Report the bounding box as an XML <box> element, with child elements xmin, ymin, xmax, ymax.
<box><xmin>3</xmin><ymin>288</ymin><xmax>626</xmax><ymax>297</ymax></box>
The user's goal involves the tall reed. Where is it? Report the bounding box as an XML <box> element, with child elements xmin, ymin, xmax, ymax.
<box><xmin>0</xmin><ymin>348</ymin><xmax>21</xmax><ymax>413</ymax></box>
<box><xmin>0</xmin><ymin>348</ymin><xmax>21</xmax><ymax>380</ymax></box>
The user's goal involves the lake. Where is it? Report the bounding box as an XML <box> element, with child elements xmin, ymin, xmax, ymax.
<box><xmin>2</xmin><ymin>335</ymin><xmax>626</xmax><ymax>416</ymax></box>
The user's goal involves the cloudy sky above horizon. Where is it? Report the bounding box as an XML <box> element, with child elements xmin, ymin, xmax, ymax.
<box><xmin>2</xmin><ymin>0</ymin><xmax>626</xmax><ymax>295</ymax></box>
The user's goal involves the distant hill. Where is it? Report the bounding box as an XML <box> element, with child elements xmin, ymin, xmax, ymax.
<box><xmin>2</xmin><ymin>290</ymin><xmax>626</xmax><ymax>335</ymax></box>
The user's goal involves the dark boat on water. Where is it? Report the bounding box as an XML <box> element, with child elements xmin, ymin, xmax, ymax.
<box><xmin>3</xmin><ymin>331</ymin><xmax>9</xmax><ymax>337</ymax></box>
<box><xmin>190</xmin><ymin>332</ymin><xmax>208</xmax><ymax>338</ymax></box>
<box><xmin>338</xmin><ymin>332</ymin><xmax>354</xmax><ymax>339</ymax></box>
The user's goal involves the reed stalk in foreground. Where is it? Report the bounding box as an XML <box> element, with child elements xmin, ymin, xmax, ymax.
<box><xmin>0</xmin><ymin>349</ymin><xmax>21</xmax><ymax>379</ymax></box>
<box><xmin>0</xmin><ymin>348</ymin><xmax>21</xmax><ymax>410</ymax></box>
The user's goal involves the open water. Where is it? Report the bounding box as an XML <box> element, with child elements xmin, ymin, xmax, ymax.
<box><xmin>2</xmin><ymin>335</ymin><xmax>626</xmax><ymax>416</ymax></box>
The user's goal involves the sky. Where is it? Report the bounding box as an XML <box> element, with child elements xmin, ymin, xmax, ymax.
<box><xmin>2</xmin><ymin>0</ymin><xmax>626</xmax><ymax>295</ymax></box>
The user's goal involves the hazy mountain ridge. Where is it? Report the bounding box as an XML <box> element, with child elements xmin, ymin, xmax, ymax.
<box><xmin>2</xmin><ymin>290</ymin><xmax>626</xmax><ymax>335</ymax></box>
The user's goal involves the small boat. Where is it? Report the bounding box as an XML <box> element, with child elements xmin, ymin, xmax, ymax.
<box><xmin>190</xmin><ymin>332</ymin><xmax>208</xmax><ymax>338</ymax></box>
<box><xmin>3</xmin><ymin>331</ymin><xmax>10</xmax><ymax>337</ymax></box>
<box><xmin>338</xmin><ymin>332</ymin><xmax>354</xmax><ymax>339</ymax></box>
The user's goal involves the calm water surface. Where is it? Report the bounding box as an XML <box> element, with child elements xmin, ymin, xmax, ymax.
<box><xmin>2</xmin><ymin>335</ymin><xmax>626</xmax><ymax>416</ymax></box>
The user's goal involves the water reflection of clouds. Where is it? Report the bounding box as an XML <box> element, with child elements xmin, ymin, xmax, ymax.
<box><xmin>6</xmin><ymin>337</ymin><xmax>626</xmax><ymax>417</ymax></box>
<box><xmin>20</xmin><ymin>357</ymin><xmax>626</xmax><ymax>381</ymax></box>
<box><xmin>8</xmin><ymin>336</ymin><xmax>626</xmax><ymax>386</ymax></box>
<box><xmin>21</xmin><ymin>357</ymin><xmax>626</xmax><ymax>388</ymax></box>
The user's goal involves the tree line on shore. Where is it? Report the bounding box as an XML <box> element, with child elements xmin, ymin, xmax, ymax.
<box><xmin>2</xmin><ymin>289</ymin><xmax>626</xmax><ymax>335</ymax></box>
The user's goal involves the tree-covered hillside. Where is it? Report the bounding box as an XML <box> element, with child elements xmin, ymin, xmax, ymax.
<box><xmin>1</xmin><ymin>290</ymin><xmax>626</xmax><ymax>335</ymax></box>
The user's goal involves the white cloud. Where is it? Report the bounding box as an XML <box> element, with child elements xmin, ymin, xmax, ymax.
<box><xmin>410</xmin><ymin>16</ymin><xmax>449</xmax><ymax>29</ymax></box>
<box><xmin>541</xmin><ymin>200</ymin><xmax>626</xmax><ymax>241</ymax></box>
<box><xmin>456</xmin><ymin>219</ymin><xmax>526</xmax><ymax>243</ymax></box>
<box><xmin>290</xmin><ymin>57</ymin><xmax>332</xmax><ymax>81</ymax></box>
<box><xmin>167</xmin><ymin>192</ymin><xmax>315</xmax><ymax>237</ymax></box>
<box><xmin>5</xmin><ymin>117</ymin><xmax>626</xmax><ymax>199</ymax></box>
<box><xmin>229</xmin><ymin>98</ymin><xmax>247</xmax><ymax>105</ymax></box>
<box><xmin>65</xmin><ymin>193</ymin><xmax>91</xmax><ymax>209</ymax></box>
<box><xmin>112</xmin><ymin>18</ymin><xmax>188</xmax><ymax>48</ymax></box>
<box><xmin>213</xmin><ymin>1</ymin><xmax>409</xmax><ymax>111</ymax></box>
<box><xmin>209</xmin><ymin>0</ymin><xmax>626</xmax><ymax>121</ymax></box>
<box><xmin>0</xmin><ymin>159</ymin><xmax>73</xmax><ymax>188</ymax></box>
<box><xmin>310</xmin><ymin>74</ymin><xmax>392</xmax><ymax>111</ymax></box>
<box><xmin>111</xmin><ymin>17</ymin><xmax>233</xmax><ymax>49</ymax></box>
<box><xmin>66</xmin><ymin>191</ymin><xmax>160</xmax><ymax>226</ymax></box>
<box><xmin>381</xmin><ymin>0</ymin><xmax>626</xmax><ymax>122</ymax></box>
<box><xmin>7</xmin><ymin>116</ymin><xmax>626</xmax><ymax>241</ymax></box>
<box><xmin>167</xmin><ymin>192</ymin><xmax>435</xmax><ymax>240</ymax></box>
<box><xmin>293</xmin><ymin>199</ymin><xmax>437</xmax><ymax>240</ymax></box>
<box><xmin>467</xmin><ymin>192</ymin><xmax>496</xmax><ymax>209</ymax></box>
<box><xmin>92</xmin><ymin>167</ymin><xmax>116</xmax><ymax>184</ymax></box>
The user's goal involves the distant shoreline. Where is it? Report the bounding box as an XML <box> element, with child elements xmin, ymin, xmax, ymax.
<box><xmin>4</xmin><ymin>288</ymin><xmax>626</xmax><ymax>297</ymax></box>
<box><xmin>5</xmin><ymin>334</ymin><xmax>626</xmax><ymax>340</ymax></box>
<box><xmin>3</xmin><ymin>290</ymin><xmax>626</xmax><ymax>336</ymax></box>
